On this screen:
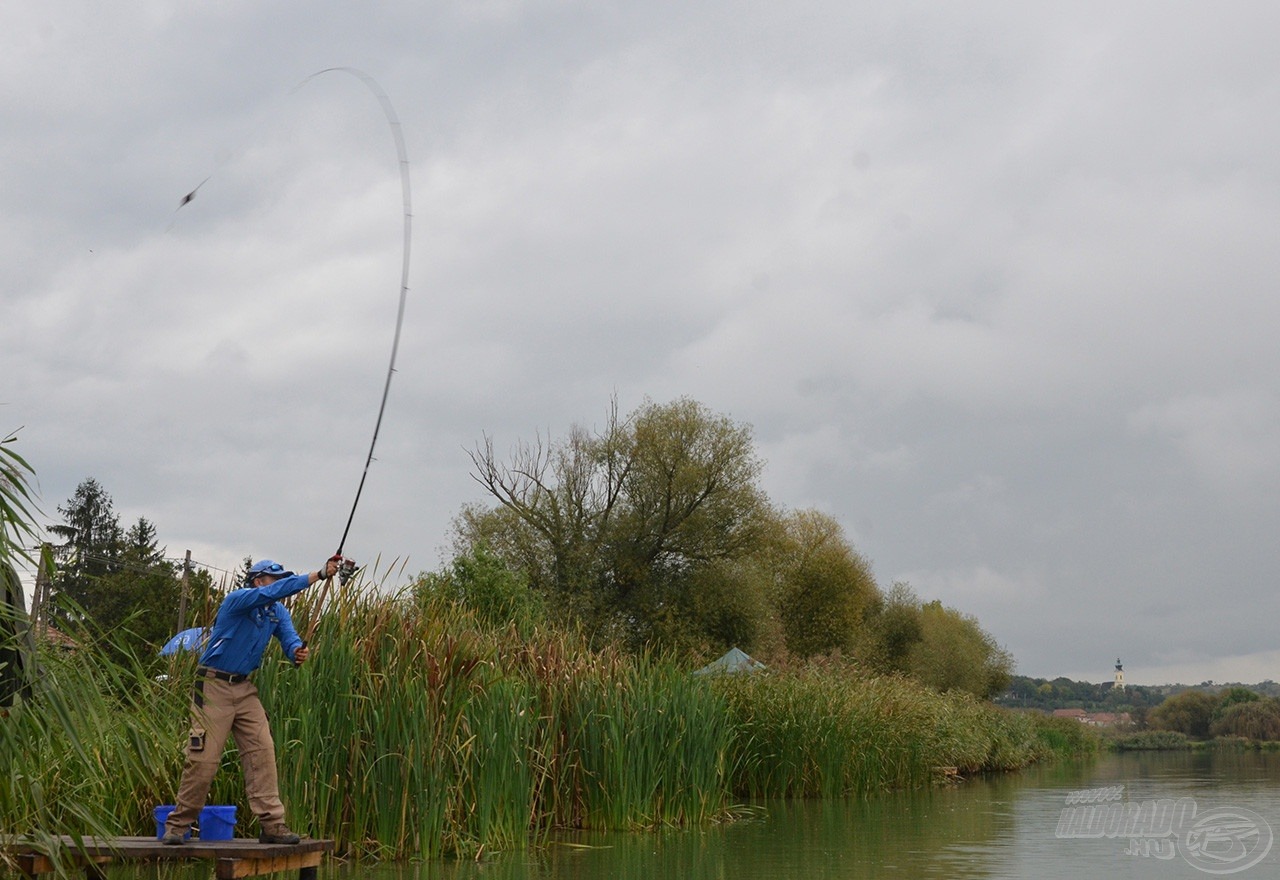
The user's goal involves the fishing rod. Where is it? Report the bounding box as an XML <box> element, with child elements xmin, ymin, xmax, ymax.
<box><xmin>178</xmin><ymin>68</ymin><xmax>412</xmax><ymax>641</ymax></box>
<box><xmin>300</xmin><ymin>67</ymin><xmax>412</xmax><ymax>642</ymax></box>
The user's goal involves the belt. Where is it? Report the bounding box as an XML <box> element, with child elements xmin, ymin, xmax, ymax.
<box><xmin>198</xmin><ymin>666</ymin><xmax>250</xmax><ymax>684</ymax></box>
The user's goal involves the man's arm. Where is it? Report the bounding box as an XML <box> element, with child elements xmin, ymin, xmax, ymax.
<box><xmin>219</xmin><ymin>572</ymin><xmax>314</xmax><ymax>614</ymax></box>
<box><xmin>275</xmin><ymin>604</ymin><xmax>305</xmax><ymax>664</ymax></box>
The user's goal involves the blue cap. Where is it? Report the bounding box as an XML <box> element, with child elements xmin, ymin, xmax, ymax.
<box><xmin>246</xmin><ymin>559</ymin><xmax>295</xmax><ymax>584</ymax></box>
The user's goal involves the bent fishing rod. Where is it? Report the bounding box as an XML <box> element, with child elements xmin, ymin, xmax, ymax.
<box><xmin>179</xmin><ymin>67</ymin><xmax>412</xmax><ymax>641</ymax></box>
<box><xmin>303</xmin><ymin>68</ymin><xmax>412</xmax><ymax>642</ymax></box>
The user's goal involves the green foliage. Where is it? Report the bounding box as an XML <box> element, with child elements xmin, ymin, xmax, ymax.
<box><xmin>414</xmin><ymin>544</ymin><xmax>545</xmax><ymax>634</ymax></box>
<box><xmin>264</xmin><ymin>586</ymin><xmax>736</xmax><ymax>857</ymax></box>
<box><xmin>1</xmin><ymin>430</ymin><xmax>43</xmax><ymax>571</ymax></box>
<box><xmin>906</xmin><ymin>600</ymin><xmax>1013</xmax><ymax>699</ymax></box>
<box><xmin>1148</xmin><ymin>690</ymin><xmax>1221</xmax><ymax>738</ymax></box>
<box><xmin>464</xmin><ymin>397</ymin><xmax>772</xmax><ymax>651</ymax></box>
<box><xmin>2</xmin><ymin>430</ymin><xmax>43</xmax><ymax>707</ymax></box>
<box><xmin>5</xmin><ymin>583</ymin><xmax>1055</xmax><ymax>864</ymax></box>
<box><xmin>717</xmin><ymin>667</ymin><xmax>1049</xmax><ymax>798</ymax></box>
<box><xmin>853</xmin><ymin>585</ymin><xmax>1013</xmax><ymax>700</ymax></box>
<box><xmin>864</xmin><ymin>581</ymin><xmax>923</xmax><ymax>672</ymax></box>
<box><xmin>1109</xmin><ymin>730</ymin><xmax>1191</xmax><ymax>751</ymax></box>
<box><xmin>643</xmin><ymin>556</ymin><xmax>782</xmax><ymax>658</ymax></box>
<box><xmin>460</xmin><ymin>397</ymin><xmax>1015</xmax><ymax>700</ymax></box>
<box><xmin>2</xmin><ymin>563</ymin><xmax>38</xmax><ymax>707</ymax></box>
<box><xmin>1029</xmin><ymin>714</ymin><xmax>1104</xmax><ymax>757</ymax></box>
<box><xmin>46</xmin><ymin>480</ymin><xmax>182</xmax><ymax>659</ymax></box>
<box><xmin>1211</xmin><ymin>698</ymin><xmax>1280</xmax><ymax>740</ymax></box>
<box><xmin>997</xmin><ymin>673</ymin><xmax>1163</xmax><ymax>714</ymax></box>
<box><xmin>1214</xmin><ymin>687</ymin><xmax>1261</xmax><ymax>718</ymax></box>
<box><xmin>0</xmin><ymin>642</ymin><xmax>186</xmax><ymax>875</ymax></box>
<box><xmin>772</xmin><ymin>510</ymin><xmax>879</xmax><ymax>659</ymax></box>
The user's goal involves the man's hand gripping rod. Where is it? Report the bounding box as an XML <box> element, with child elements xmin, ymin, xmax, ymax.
<box><xmin>303</xmin><ymin>554</ymin><xmax>357</xmax><ymax>645</ymax></box>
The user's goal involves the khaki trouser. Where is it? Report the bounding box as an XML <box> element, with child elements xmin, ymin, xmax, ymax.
<box><xmin>165</xmin><ymin>673</ymin><xmax>287</xmax><ymax>835</ymax></box>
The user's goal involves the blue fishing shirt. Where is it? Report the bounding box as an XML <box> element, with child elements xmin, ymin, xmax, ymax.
<box><xmin>198</xmin><ymin>572</ymin><xmax>310</xmax><ymax>675</ymax></box>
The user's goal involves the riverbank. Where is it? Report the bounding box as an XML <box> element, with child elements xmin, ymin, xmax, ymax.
<box><xmin>2</xmin><ymin>587</ymin><xmax>1094</xmax><ymax>865</ymax></box>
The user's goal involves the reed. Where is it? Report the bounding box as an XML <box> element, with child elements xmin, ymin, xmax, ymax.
<box><xmin>716</xmin><ymin>668</ymin><xmax>1050</xmax><ymax>798</ymax></box>
<box><xmin>554</xmin><ymin>657</ymin><xmax>731</xmax><ymax>829</ymax></box>
<box><xmin>3</xmin><ymin>579</ymin><xmax>1060</xmax><ymax>864</ymax></box>
<box><xmin>1028</xmin><ymin>713</ymin><xmax>1104</xmax><ymax>756</ymax></box>
<box><xmin>0</xmin><ymin>637</ymin><xmax>185</xmax><ymax>875</ymax></box>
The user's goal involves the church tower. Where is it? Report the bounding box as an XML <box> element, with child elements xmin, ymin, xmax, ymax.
<box><xmin>1114</xmin><ymin>658</ymin><xmax>1125</xmax><ymax>692</ymax></box>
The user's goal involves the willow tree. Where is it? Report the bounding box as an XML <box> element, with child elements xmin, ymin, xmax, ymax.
<box><xmin>907</xmin><ymin>600</ymin><xmax>1014</xmax><ymax>699</ymax></box>
<box><xmin>464</xmin><ymin>397</ymin><xmax>773</xmax><ymax>650</ymax></box>
<box><xmin>771</xmin><ymin>509</ymin><xmax>880</xmax><ymax>660</ymax></box>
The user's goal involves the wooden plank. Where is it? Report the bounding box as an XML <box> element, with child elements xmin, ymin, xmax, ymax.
<box><xmin>15</xmin><ymin>851</ymin><xmax>51</xmax><ymax>876</ymax></box>
<box><xmin>11</xmin><ymin>850</ymin><xmax>113</xmax><ymax>877</ymax></box>
<box><xmin>2</xmin><ymin>836</ymin><xmax>332</xmax><ymax>876</ymax></box>
<box><xmin>215</xmin><ymin>850</ymin><xmax>323</xmax><ymax>879</ymax></box>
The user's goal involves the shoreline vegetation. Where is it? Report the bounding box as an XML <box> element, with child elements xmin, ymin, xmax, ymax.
<box><xmin>3</xmin><ymin>584</ymin><xmax>1094</xmax><ymax>868</ymax></box>
<box><xmin>2</xmin><ymin>415</ymin><xmax>1265</xmax><ymax>874</ymax></box>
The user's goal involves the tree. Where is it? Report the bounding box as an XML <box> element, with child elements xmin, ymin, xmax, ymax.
<box><xmin>47</xmin><ymin>479</ymin><xmax>181</xmax><ymax>657</ymax></box>
<box><xmin>865</xmin><ymin>581</ymin><xmax>923</xmax><ymax>673</ymax></box>
<box><xmin>1214</xmin><ymin>687</ymin><xmax>1261</xmax><ymax>720</ymax></box>
<box><xmin>94</xmin><ymin>517</ymin><xmax>180</xmax><ymax>654</ymax></box>
<box><xmin>47</xmin><ymin>478</ymin><xmax>123</xmax><ymax>624</ymax></box>
<box><xmin>415</xmin><ymin>544</ymin><xmax>544</xmax><ymax>633</ymax></box>
<box><xmin>1212</xmin><ymin>699</ymin><xmax>1280</xmax><ymax>741</ymax></box>
<box><xmin>771</xmin><ymin>510</ymin><xmax>879</xmax><ymax>659</ymax></box>
<box><xmin>464</xmin><ymin>397</ymin><xmax>772</xmax><ymax>650</ymax></box>
<box><xmin>643</xmin><ymin>556</ymin><xmax>782</xmax><ymax>657</ymax></box>
<box><xmin>1148</xmin><ymin>690</ymin><xmax>1220</xmax><ymax>738</ymax></box>
<box><xmin>905</xmin><ymin>600</ymin><xmax>1013</xmax><ymax>699</ymax></box>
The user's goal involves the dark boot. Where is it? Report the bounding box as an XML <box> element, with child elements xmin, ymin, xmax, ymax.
<box><xmin>259</xmin><ymin>825</ymin><xmax>302</xmax><ymax>845</ymax></box>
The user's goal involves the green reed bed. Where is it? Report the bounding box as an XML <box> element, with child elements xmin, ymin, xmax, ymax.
<box><xmin>1028</xmin><ymin>712</ymin><xmax>1103</xmax><ymax>757</ymax></box>
<box><xmin>5</xmin><ymin>583</ymin><xmax>1061</xmax><ymax>867</ymax></box>
<box><xmin>260</xmin><ymin>587</ymin><xmax>732</xmax><ymax>856</ymax></box>
<box><xmin>554</xmin><ymin>659</ymin><xmax>732</xmax><ymax>830</ymax></box>
<box><xmin>716</xmin><ymin>668</ymin><xmax>1049</xmax><ymax>798</ymax></box>
<box><xmin>0</xmin><ymin>640</ymin><xmax>184</xmax><ymax>875</ymax></box>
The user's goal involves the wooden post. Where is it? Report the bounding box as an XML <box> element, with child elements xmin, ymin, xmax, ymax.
<box><xmin>30</xmin><ymin>543</ymin><xmax>51</xmax><ymax>630</ymax></box>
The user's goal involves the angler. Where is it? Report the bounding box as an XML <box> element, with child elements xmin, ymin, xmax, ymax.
<box><xmin>161</xmin><ymin>554</ymin><xmax>354</xmax><ymax>846</ymax></box>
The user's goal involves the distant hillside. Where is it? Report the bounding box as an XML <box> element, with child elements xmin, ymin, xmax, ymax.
<box><xmin>998</xmin><ymin>675</ymin><xmax>1280</xmax><ymax>713</ymax></box>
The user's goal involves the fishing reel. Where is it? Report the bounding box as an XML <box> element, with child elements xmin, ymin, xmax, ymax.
<box><xmin>328</xmin><ymin>555</ymin><xmax>358</xmax><ymax>586</ymax></box>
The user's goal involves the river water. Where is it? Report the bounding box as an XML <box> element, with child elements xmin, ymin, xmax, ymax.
<box><xmin>113</xmin><ymin>750</ymin><xmax>1280</xmax><ymax>879</ymax></box>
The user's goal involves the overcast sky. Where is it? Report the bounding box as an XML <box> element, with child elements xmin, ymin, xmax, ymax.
<box><xmin>5</xmin><ymin>2</ymin><xmax>1279</xmax><ymax>685</ymax></box>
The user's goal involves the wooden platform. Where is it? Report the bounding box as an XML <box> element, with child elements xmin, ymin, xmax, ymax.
<box><xmin>4</xmin><ymin>835</ymin><xmax>333</xmax><ymax>879</ymax></box>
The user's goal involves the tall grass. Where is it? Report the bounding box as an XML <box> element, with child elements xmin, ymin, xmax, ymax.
<box><xmin>716</xmin><ymin>668</ymin><xmax>1050</xmax><ymax>798</ymax></box>
<box><xmin>1031</xmin><ymin>713</ymin><xmax>1105</xmax><ymax>756</ymax></box>
<box><xmin>261</xmin><ymin>586</ymin><xmax>735</xmax><ymax>857</ymax></box>
<box><xmin>0</xmin><ymin>638</ymin><xmax>185</xmax><ymax>875</ymax></box>
<box><xmin>3</xmin><ymin>579</ymin><xmax>1065</xmax><ymax>865</ymax></box>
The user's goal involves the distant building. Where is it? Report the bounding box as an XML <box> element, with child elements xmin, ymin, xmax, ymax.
<box><xmin>1051</xmin><ymin>707</ymin><xmax>1132</xmax><ymax>727</ymax></box>
<box><xmin>1114</xmin><ymin>658</ymin><xmax>1125</xmax><ymax>692</ymax></box>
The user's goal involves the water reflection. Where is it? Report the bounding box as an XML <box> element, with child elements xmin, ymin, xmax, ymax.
<box><xmin>109</xmin><ymin>752</ymin><xmax>1280</xmax><ymax>880</ymax></box>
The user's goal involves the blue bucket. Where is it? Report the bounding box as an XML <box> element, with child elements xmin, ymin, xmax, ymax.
<box><xmin>199</xmin><ymin>805</ymin><xmax>237</xmax><ymax>841</ymax></box>
<box><xmin>153</xmin><ymin>805</ymin><xmax>188</xmax><ymax>841</ymax></box>
<box><xmin>153</xmin><ymin>804</ymin><xmax>237</xmax><ymax>841</ymax></box>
